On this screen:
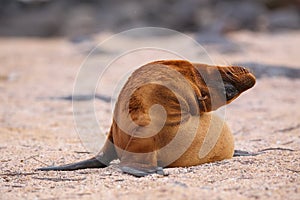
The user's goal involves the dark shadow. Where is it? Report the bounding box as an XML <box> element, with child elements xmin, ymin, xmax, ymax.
<box><xmin>41</xmin><ymin>94</ymin><xmax>112</xmax><ymax>102</ymax></box>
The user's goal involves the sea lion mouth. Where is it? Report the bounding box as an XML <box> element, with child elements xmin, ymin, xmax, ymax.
<box><xmin>224</xmin><ymin>82</ymin><xmax>239</xmax><ymax>101</ymax></box>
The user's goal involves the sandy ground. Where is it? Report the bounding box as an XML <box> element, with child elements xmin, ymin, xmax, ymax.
<box><xmin>0</xmin><ymin>31</ymin><xmax>299</xmax><ymax>200</ymax></box>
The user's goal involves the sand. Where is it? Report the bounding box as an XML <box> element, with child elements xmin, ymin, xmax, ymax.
<box><xmin>0</xmin><ymin>31</ymin><xmax>299</xmax><ymax>200</ymax></box>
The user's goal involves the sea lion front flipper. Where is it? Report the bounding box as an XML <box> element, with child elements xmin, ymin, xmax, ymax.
<box><xmin>119</xmin><ymin>150</ymin><xmax>166</xmax><ymax>177</ymax></box>
<box><xmin>120</xmin><ymin>166</ymin><xmax>165</xmax><ymax>177</ymax></box>
<box><xmin>233</xmin><ymin>150</ymin><xmax>260</xmax><ymax>157</ymax></box>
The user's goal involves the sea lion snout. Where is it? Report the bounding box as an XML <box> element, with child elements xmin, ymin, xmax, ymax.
<box><xmin>193</xmin><ymin>64</ymin><xmax>256</xmax><ymax>110</ymax></box>
<box><xmin>220</xmin><ymin>66</ymin><xmax>256</xmax><ymax>102</ymax></box>
<box><xmin>238</xmin><ymin>70</ymin><xmax>256</xmax><ymax>92</ymax></box>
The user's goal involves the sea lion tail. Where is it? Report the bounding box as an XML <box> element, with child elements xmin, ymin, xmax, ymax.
<box><xmin>36</xmin><ymin>157</ymin><xmax>106</xmax><ymax>171</ymax></box>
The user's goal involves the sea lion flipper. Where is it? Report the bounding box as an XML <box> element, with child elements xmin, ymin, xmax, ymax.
<box><xmin>36</xmin><ymin>157</ymin><xmax>106</xmax><ymax>171</ymax></box>
<box><xmin>120</xmin><ymin>166</ymin><xmax>165</xmax><ymax>177</ymax></box>
<box><xmin>37</xmin><ymin>133</ymin><xmax>117</xmax><ymax>171</ymax></box>
<box><xmin>233</xmin><ymin>150</ymin><xmax>260</xmax><ymax>157</ymax></box>
<box><xmin>118</xmin><ymin>151</ymin><xmax>166</xmax><ymax>177</ymax></box>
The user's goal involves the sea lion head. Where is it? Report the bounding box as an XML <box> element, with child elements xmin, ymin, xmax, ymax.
<box><xmin>193</xmin><ymin>63</ymin><xmax>256</xmax><ymax>112</ymax></box>
<box><xmin>218</xmin><ymin>66</ymin><xmax>256</xmax><ymax>102</ymax></box>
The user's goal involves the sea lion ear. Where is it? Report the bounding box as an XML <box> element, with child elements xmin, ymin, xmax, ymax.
<box><xmin>195</xmin><ymin>89</ymin><xmax>213</xmax><ymax>113</ymax></box>
<box><xmin>197</xmin><ymin>95</ymin><xmax>208</xmax><ymax>101</ymax></box>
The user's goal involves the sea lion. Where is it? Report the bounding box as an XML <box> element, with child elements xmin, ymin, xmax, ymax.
<box><xmin>38</xmin><ymin>60</ymin><xmax>256</xmax><ymax>177</ymax></box>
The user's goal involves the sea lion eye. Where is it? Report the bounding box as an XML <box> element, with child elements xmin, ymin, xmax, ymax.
<box><xmin>198</xmin><ymin>95</ymin><xmax>208</xmax><ymax>101</ymax></box>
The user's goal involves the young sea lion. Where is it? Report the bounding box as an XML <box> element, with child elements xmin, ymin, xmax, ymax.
<box><xmin>38</xmin><ymin>60</ymin><xmax>256</xmax><ymax>177</ymax></box>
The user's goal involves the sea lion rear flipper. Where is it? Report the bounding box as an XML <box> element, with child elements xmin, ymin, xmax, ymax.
<box><xmin>36</xmin><ymin>157</ymin><xmax>106</xmax><ymax>171</ymax></box>
<box><xmin>37</xmin><ymin>129</ymin><xmax>117</xmax><ymax>171</ymax></box>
